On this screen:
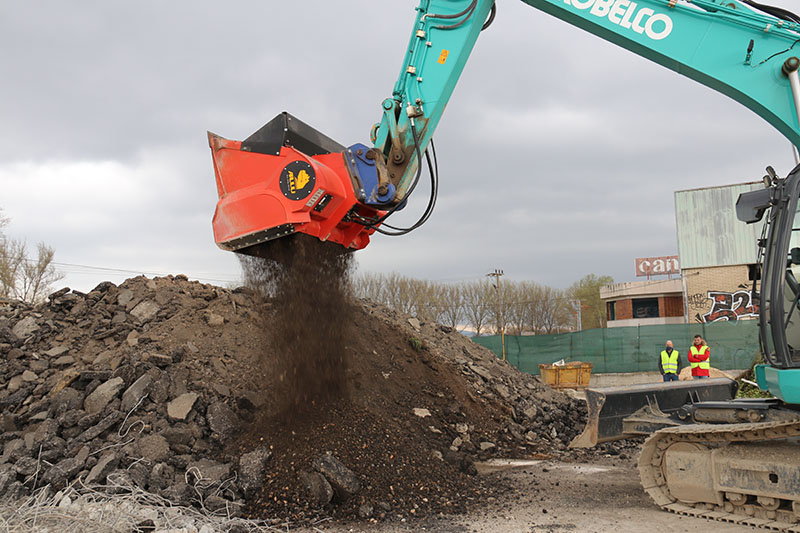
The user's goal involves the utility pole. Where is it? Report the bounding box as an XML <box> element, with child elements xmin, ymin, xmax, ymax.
<box><xmin>572</xmin><ymin>299</ymin><xmax>582</xmax><ymax>332</ymax></box>
<box><xmin>487</xmin><ymin>269</ymin><xmax>505</xmax><ymax>361</ymax></box>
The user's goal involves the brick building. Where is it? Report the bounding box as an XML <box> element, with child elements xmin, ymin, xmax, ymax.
<box><xmin>601</xmin><ymin>279</ymin><xmax>684</xmax><ymax>328</ymax></box>
<box><xmin>601</xmin><ymin>181</ymin><xmax>763</xmax><ymax>328</ymax></box>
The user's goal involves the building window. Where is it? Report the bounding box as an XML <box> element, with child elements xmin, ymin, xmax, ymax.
<box><xmin>632</xmin><ymin>298</ymin><xmax>659</xmax><ymax>318</ymax></box>
<box><xmin>607</xmin><ymin>301</ymin><xmax>616</xmax><ymax>321</ymax></box>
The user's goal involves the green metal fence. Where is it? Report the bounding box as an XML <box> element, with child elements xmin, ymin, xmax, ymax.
<box><xmin>471</xmin><ymin>321</ymin><xmax>760</xmax><ymax>375</ymax></box>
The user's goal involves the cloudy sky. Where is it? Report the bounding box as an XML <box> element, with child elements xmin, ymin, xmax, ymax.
<box><xmin>1</xmin><ymin>0</ymin><xmax>798</xmax><ymax>293</ymax></box>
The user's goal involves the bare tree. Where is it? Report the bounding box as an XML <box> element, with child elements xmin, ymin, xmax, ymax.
<box><xmin>535</xmin><ymin>286</ymin><xmax>573</xmax><ymax>333</ymax></box>
<box><xmin>462</xmin><ymin>280</ymin><xmax>493</xmax><ymax>336</ymax></box>
<box><xmin>353</xmin><ymin>271</ymin><xmax>578</xmax><ymax>336</ymax></box>
<box><xmin>437</xmin><ymin>283</ymin><xmax>464</xmax><ymax>330</ymax></box>
<box><xmin>0</xmin><ymin>238</ymin><xmax>24</xmax><ymax>299</ymax></box>
<box><xmin>353</xmin><ymin>272</ymin><xmax>386</xmax><ymax>303</ymax></box>
<box><xmin>505</xmin><ymin>281</ymin><xmax>542</xmax><ymax>335</ymax></box>
<box><xmin>0</xmin><ymin>209</ymin><xmax>64</xmax><ymax>303</ymax></box>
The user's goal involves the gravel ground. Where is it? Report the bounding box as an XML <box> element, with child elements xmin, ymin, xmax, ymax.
<box><xmin>311</xmin><ymin>454</ymin><xmax>757</xmax><ymax>533</ymax></box>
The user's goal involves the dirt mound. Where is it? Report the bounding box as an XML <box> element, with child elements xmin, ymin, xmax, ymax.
<box><xmin>0</xmin><ymin>269</ymin><xmax>590</xmax><ymax>525</ymax></box>
<box><xmin>678</xmin><ymin>366</ymin><xmax>733</xmax><ymax>380</ymax></box>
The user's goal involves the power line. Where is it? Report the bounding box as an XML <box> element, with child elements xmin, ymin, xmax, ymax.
<box><xmin>31</xmin><ymin>259</ymin><xmax>240</xmax><ymax>285</ymax></box>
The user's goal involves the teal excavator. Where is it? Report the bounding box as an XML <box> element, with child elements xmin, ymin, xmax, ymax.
<box><xmin>208</xmin><ymin>0</ymin><xmax>800</xmax><ymax>527</ymax></box>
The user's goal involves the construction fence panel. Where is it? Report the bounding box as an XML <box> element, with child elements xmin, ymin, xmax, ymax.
<box><xmin>471</xmin><ymin>320</ymin><xmax>760</xmax><ymax>375</ymax></box>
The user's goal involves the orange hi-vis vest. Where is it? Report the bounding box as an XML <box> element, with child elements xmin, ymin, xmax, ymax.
<box><xmin>690</xmin><ymin>345</ymin><xmax>710</xmax><ymax>375</ymax></box>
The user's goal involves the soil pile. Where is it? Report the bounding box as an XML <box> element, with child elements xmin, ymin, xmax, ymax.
<box><xmin>0</xmin><ymin>261</ymin><xmax>592</xmax><ymax>526</ymax></box>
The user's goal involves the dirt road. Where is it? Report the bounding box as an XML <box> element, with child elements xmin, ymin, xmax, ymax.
<box><xmin>318</xmin><ymin>457</ymin><xmax>755</xmax><ymax>533</ymax></box>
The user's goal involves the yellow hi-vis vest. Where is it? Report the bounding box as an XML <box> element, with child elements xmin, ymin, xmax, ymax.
<box><xmin>690</xmin><ymin>345</ymin><xmax>711</xmax><ymax>370</ymax></box>
<box><xmin>661</xmin><ymin>350</ymin><xmax>679</xmax><ymax>374</ymax></box>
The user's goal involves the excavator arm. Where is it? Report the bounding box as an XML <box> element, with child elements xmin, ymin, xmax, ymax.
<box><xmin>374</xmin><ymin>0</ymin><xmax>800</xmax><ymax>209</ymax></box>
<box><xmin>209</xmin><ymin>0</ymin><xmax>800</xmax><ymax>255</ymax></box>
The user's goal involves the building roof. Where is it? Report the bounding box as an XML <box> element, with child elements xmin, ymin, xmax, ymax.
<box><xmin>600</xmin><ymin>278</ymin><xmax>683</xmax><ymax>300</ymax></box>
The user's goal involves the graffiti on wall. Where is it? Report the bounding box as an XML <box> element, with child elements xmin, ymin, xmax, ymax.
<box><xmin>687</xmin><ymin>292</ymin><xmax>708</xmax><ymax>311</ymax></box>
<box><xmin>695</xmin><ymin>285</ymin><xmax>758</xmax><ymax>323</ymax></box>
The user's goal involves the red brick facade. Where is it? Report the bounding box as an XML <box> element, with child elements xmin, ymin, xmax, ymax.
<box><xmin>607</xmin><ymin>295</ymin><xmax>684</xmax><ymax>321</ymax></box>
<box><xmin>659</xmin><ymin>296</ymin><xmax>684</xmax><ymax>317</ymax></box>
<box><xmin>612</xmin><ymin>299</ymin><xmax>633</xmax><ymax>320</ymax></box>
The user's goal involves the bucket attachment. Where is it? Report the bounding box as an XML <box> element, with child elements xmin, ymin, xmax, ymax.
<box><xmin>570</xmin><ymin>378</ymin><xmax>739</xmax><ymax>448</ymax></box>
<box><xmin>208</xmin><ymin>112</ymin><xmax>384</xmax><ymax>256</ymax></box>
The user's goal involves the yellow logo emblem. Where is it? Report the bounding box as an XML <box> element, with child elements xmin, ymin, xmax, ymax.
<box><xmin>288</xmin><ymin>169</ymin><xmax>311</xmax><ymax>194</ymax></box>
<box><xmin>279</xmin><ymin>161</ymin><xmax>316</xmax><ymax>201</ymax></box>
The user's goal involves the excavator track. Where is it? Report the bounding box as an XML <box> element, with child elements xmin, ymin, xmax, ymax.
<box><xmin>639</xmin><ymin>419</ymin><xmax>800</xmax><ymax>531</ymax></box>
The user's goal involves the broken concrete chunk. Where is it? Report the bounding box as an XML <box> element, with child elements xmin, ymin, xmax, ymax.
<box><xmin>8</xmin><ymin>375</ymin><xmax>23</xmax><ymax>393</ymax></box>
<box><xmin>167</xmin><ymin>392</ymin><xmax>198</xmax><ymax>421</ymax></box>
<box><xmin>238</xmin><ymin>446</ymin><xmax>271</xmax><ymax>498</ymax></box>
<box><xmin>111</xmin><ymin>311</ymin><xmax>127</xmax><ymax>325</ymax></box>
<box><xmin>187</xmin><ymin>458</ymin><xmax>231</xmax><ymax>485</ymax></box>
<box><xmin>12</xmin><ymin>316</ymin><xmax>39</xmax><ymax>339</ymax></box>
<box><xmin>130</xmin><ymin>300</ymin><xmax>160</xmax><ymax>322</ymax></box>
<box><xmin>413</xmin><ymin>408</ymin><xmax>431</xmax><ymax>418</ymax></box>
<box><xmin>299</xmin><ymin>470</ymin><xmax>334</xmax><ymax>506</ymax></box>
<box><xmin>469</xmin><ymin>364</ymin><xmax>494</xmax><ymax>382</ymax></box>
<box><xmin>206</xmin><ymin>401</ymin><xmax>239</xmax><ymax>436</ymax></box>
<box><xmin>85</xmin><ymin>453</ymin><xmax>118</xmax><ymax>485</ymax></box>
<box><xmin>45</xmin><ymin>346</ymin><xmax>70</xmax><ymax>357</ymax></box>
<box><xmin>312</xmin><ymin>452</ymin><xmax>360</xmax><ymax>501</ymax></box>
<box><xmin>408</xmin><ymin>317</ymin><xmax>421</xmax><ymax>331</ymax></box>
<box><xmin>495</xmin><ymin>384</ymin><xmax>511</xmax><ymax>399</ymax></box>
<box><xmin>126</xmin><ymin>331</ymin><xmax>139</xmax><ymax>347</ymax></box>
<box><xmin>203</xmin><ymin>312</ymin><xmax>225</xmax><ymax>327</ymax></box>
<box><xmin>52</xmin><ymin>355</ymin><xmax>75</xmax><ymax>368</ymax></box>
<box><xmin>121</xmin><ymin>374</ymin><xmax>153</xmax><ymax>412</ymax></box>
<box><xmin>83</xmin><ymin>377</ymin><xmax>124</xmax><ymax>414</ymax></box>
<box><xmin>142</xmin><ymin>353</ymin><xmax>172</xmax><ymax>367</ymax></box>
<box><xmin>117</xmin><ymin>289</ymin><xmax>135</xmax><ymax>307</ymax></box>
<box><xmin>137</xmin><ymin>434</ymin><xmax>171</xmax><ymax>463</ymax></box>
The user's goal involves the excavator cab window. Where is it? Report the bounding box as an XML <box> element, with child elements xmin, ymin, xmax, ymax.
<box><xmin>760</xmin><ymin>167</ymin><xmax>800</xmax><ymax>368</ymax></box>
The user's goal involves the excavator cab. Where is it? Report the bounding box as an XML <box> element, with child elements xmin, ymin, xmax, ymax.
<box><xmin>737</xmin><ymin>167</ymin><xmax>800</xmax><ymax>370</ymax></box>
<box><xmin>735</xmin><ymin>166</ymin><xmax>800</xmax><ymax>404</ymax></box>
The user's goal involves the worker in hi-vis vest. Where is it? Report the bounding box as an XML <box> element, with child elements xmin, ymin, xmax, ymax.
<box><xmin>659</xmin><ymin>340</ymin><xmax>682</xmax><ymax>382</ymax></box>
<box><xmin>688</xmin><ymin>335</ymin><xmax>711</xmax><ymax>379</ymax></box>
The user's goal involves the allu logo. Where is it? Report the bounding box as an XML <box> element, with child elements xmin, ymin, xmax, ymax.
<box><xmin>288</xmin><ymin>169</ymin><xmax>311</xmax><ymax>194</ymax></box>
<box><xmin>279</xmin><ymin>161</ymin><xmax>316</xmax><ymax>201</ymax></box>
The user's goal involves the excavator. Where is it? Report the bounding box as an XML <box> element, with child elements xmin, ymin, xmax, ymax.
<box><xmin>208</xmin><ymin>0</ymin><xmax>800</xmax><ymax>528</ymax></box>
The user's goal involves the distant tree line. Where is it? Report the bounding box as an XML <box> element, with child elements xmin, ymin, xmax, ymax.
<box><xmin>0</xmin><ymin>208</ymin><xmax>63</xmax><ymax>303</ymax></box>
<box><xmin>352</xmin><ymin>272</ymin><xmax>613</xmax><ymax>335</ymax></box>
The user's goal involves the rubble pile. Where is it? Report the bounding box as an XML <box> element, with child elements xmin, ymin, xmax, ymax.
<box><xmin>0</xmin><ymin>275</ymin><xmax>589</xmax><ymax>524</ymax></box>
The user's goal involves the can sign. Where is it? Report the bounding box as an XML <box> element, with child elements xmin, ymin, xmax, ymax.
<box><xmin>635</xmin><ymin>256</ymin><xmax>679</xmax><ymax>277</ymax></box>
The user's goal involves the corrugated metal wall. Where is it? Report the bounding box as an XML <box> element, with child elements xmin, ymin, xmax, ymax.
<box><xmin>675</xmin><ymin>182</ymin><xmax>765</xmax><ymax>269</ymax></box>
